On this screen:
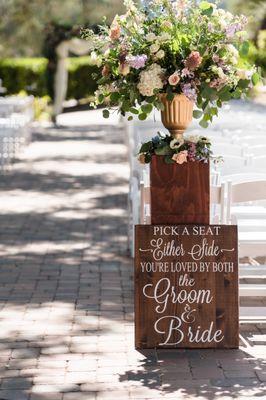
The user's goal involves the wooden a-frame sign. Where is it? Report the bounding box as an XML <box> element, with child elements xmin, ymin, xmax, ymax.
<box><xmin>135</xmin><ymin>224</ymin><xmax>239</xmax><ymax>349</ymax></box>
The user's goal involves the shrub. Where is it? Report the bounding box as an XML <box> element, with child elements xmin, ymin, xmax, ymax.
<box><xmin>67</xmin><ymin>57</ymin><xmax>99</xmax><ymax>99</ymax></box>
<box><xmin>0</xmin><ymin>58</ymin><xmax>48</xmax><ymax>96</ymax></box>
<box><xmin>0</xmin><ymin>57</ymin><xmax>99</xmax><ymax>99</ymax></box>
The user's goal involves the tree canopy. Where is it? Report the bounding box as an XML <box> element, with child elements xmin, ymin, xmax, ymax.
<box><xmin>0</xmin><ymin>0</ymin><xmax>125</xmax><ymax>57</ymax></box>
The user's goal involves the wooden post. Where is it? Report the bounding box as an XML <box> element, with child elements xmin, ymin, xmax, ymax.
<box><xmin>135</xmin><ymin>224</ymin><xmax>239</xmax><ymax>349</ymax></box>
<box><xmin>150</xmin><ymin>156</ymin><xmax>210</xmax><ymax>225</ymax></box>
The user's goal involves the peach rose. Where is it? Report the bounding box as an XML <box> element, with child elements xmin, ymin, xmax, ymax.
<box><xmin>138</xmin><ymin>153</ymin><xmax>146</xmax><ymax>164</ymax></box>
<box><xmin>102</xmin><ymin>65</ymin><xmax>110</xmax><ymax>77</ymax></box>
<box><xmin>168</xmin><ymin>72</ymin><xmax>180</xmax><ymax>86</ymax></box>
<box><xmin>119</xmin><ymin>63</ymin><xmax>130</xmax><ymax>76</ymax></box>
<box><xmin>110</xmin><ymin>25</ymin><xmax>121</xmax><ymax>40</ymax></box>
<box><xmin>172</xmin><ymin>150</ymin><xmax>188</xmax><ymax>164</ymax></box>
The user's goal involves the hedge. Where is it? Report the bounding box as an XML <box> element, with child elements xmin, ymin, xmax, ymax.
<box><xmin>0</xmin><ymin>57</ymin><xmax>99</xmax><ymax>99</ymax></box>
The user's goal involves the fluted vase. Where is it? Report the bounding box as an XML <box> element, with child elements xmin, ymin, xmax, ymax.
<box><xmin>160</xmin><ymin>93</ymin><xmax>194</xmax><ymax>138</ymax></box>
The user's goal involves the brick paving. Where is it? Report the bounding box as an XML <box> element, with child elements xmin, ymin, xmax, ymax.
<box><xmin>0</xmin><ymin>118</ymin><xmax>265</xmax><ymax>399</ymax></box>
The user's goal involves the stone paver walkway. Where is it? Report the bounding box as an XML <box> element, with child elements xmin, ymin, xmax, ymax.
<box><xmin>0</xmin><ymin>114</ymin><xmax>265</xmax><ymax>400</ymax></box>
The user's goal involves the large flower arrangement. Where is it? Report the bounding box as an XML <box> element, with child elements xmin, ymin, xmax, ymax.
<box><xmin>82</xmin><ymin>0</ymin><xmax>259</xmax><ymax>128</ymax></box>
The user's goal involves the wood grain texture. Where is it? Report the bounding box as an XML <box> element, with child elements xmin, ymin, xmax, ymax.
<box><xmin>150</xmin><ymin>156</ymin><xmax>210</xmax><ymax>225</ymax></box>
<box><xmin>135</xmin><ymin>224</ymin><xmax>239</xmax><ymax>349</ymax></box>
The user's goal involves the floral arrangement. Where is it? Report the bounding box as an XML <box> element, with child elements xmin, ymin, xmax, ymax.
<box><xmin>82</xmin><ymin>0</ymin><xmax>259</xmax><ymax>128</ymax></box>
<box><xmin>138</xmin><ymin>133</ymin><xmax>220</xmax><ymax>164</ymax></box>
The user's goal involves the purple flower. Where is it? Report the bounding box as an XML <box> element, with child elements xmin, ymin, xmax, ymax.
<box><xmin>126</xmin><ymin>54</ymin><xmax>147</xmax><ymax>69</ymax></box>
<box><xmin>188</xmin><ymin>142</ymin><xmax>196</xmax><ymax>161</ymax></box>
<box><xmin>208</xmin><ymin>23</ymin><xmax>214</xmax><ymax>33</ymax></box>
<box><xmin>181</xmin><ymin>83</ymin><xmax>197</xmax><ymax>102</ymax></box>
<box><xmin>152</xmin><ymin>135</ymin><xmax>160</xmax><ymax>144</ymax></box>
<box><xmin>226</xmin><ymin>22</ymin><xmax>243</xmax><ymax>38</ymax></box>
<box><xmin>181</xmin><ymin>68</ymin><xmax>194</xmax><ymax>78</ymax></box>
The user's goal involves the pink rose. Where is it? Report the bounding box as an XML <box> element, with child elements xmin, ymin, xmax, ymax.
<box><xmin>172</xmin><ymin>150</ymin><xmax>188</xmax><ymax>164</ymax></box>
<box><xmin>184</xmin><ymin>51</ymin><xmax>202</xmax><ymax>71</ymax></box>
<box><xmin>110</xmin><ymin>25</ymin><xmax>121</xmax><ymax>40</ymax></box>
<box><xmin>168</xmin><ymin>72</ymin><xmax>180</xmax><ymax>86</ymax></box>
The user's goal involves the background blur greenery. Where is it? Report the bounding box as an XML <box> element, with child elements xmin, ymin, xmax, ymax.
<box><xmin>0</xmin><ymin>0</ymin><xmax>265</xmax><ymax>107</ymax></box>
<box><xmin>0</xmin><ymin>0</ymin><xmax>125</xmax><ymax>57</ymax></box>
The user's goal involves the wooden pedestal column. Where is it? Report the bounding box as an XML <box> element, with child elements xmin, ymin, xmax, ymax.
<box><xmin>150</xmin><ymin>156</ymin><xmax>210</xmax><ymax>225</ymax></box>
<box><xmin>135</xmin><ymin>224</ymin><xmax>239</xmax><ymax>349</ymax></box>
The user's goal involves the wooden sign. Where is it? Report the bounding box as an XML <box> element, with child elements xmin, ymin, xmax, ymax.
<box><xmin>150</xmin><ymin>156</ymin><xmax>210</xmax><ymax>225</ymax></box>
<box><xmin>135</xmin><ymin>225</ymin><xmax>239</xmax><ymax>349</ymax></box>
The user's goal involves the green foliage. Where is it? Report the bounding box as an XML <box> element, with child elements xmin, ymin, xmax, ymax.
<box><xmin>0</xmin><ymin>57</ymin><xmax>100</xmax><ymax>99</ymax></box>
<box><xmin>0</xmin><ymin>58</ymin><xmax>48</xmax><ymax>96</ymax></box>
<box><xmin>0</xmin><ymin>0</ymin><xmax>125</xmax><ymax>57</ymax></box>
<box><xmin>67</xmin><ymin>57</ymin><xmax>100</xmax><ymax>99</ymax></box>
<box><xmin>137</xmin><ymin>132</ymin><xmax>218</xmax><ymax>165</ymax></box>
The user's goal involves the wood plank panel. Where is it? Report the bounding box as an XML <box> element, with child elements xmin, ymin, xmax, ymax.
<box><xmin>150</xmin><ymin>156</ymin><xmax>210</xmax><ymax>225</ymax></box>
<box><xmin>135</xmin><ymin>225</ymin><xmax>239</xmax><ymax>349</ymax></box>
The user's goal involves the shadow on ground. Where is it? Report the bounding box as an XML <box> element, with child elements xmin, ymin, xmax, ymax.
<box><xmin>0</xmin><ymin>123</ymin><xmax>265</xmax><ymax>399</ymax></box>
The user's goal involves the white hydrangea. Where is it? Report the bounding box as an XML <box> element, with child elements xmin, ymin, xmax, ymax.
<box><xmin>224</xmin><ymin>44</ymin><xmax>239</xmax><ymax>65</ymax></box>
<box><xmin>237</xmin><ymin>69</ymin><xmax>253</xmax><ymax>80</ymax></box>
<box><xmin>146</xmin><ymin>33</ymin><xmax>157</xmax><ymax>42</ymax></box>
<box><xmin>137</xmin><ymin>64</ymin><xmax>165</xmax><ymax>97</ymax></box>
<box><xmin>158</xmin><ymin>32</ymin><xmax>171</xmax><ymax>42</ymax></box>
<box><xmin>150</xmin><ymin>43</ymin><xmax>160</xmax><ymax>53</ymax></box>
<box><xmin>211</xmin><ymin>65</ymin><xmax>226</xmax><ymax>79</ymax></box>
<box><xmin>185</xmin><ymin>135</ymin><xmax>200</xmax><ymax>143</ymax></box>
<box><xmin>155</xmin><ymin>49</ymin><xmax>165</xmax><ymax>60</ymax></box>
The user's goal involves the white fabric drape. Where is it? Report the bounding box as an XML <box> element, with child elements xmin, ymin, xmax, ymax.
<box><xmin>53</xmin><ymin>38</ymin><xmax>92</xmax><ymax>117</ymax></box>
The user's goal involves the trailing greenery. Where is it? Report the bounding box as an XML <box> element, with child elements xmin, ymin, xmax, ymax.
<box><xmin>0</xmin><ymin>57</ymin><xmax>100</xmax><ymax>99</ymax></box>
<box><xmin>137</xmin><ymin>132</ymin><xmax>222</xmax><ymax>164</ymax></box>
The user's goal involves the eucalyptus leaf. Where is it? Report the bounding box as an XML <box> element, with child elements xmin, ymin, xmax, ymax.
<box><xmin>155</xmin><ymin>100</ymin><xmax>165</xmax><ymax>111</ymax></box>
<box><xmin>98</xmin><ymin>94</ymin><xmax>104</xmax><ymax>104</ymax></box>
<box><xmin>199</xmin><ymin>119</ymin><xmax>208</xmax><ymax>128</ymax></box>
<box><xmin>139</xmin><ymin>141</ymin><xmax>152</xmax><ymax>153</ymax></box>
<box><xmin>155</xmin><ymin>144</ymin><xmax>171</xmax><ymax>155</ymax></box>
<box><xmin>166</xmin><ymin>92</ymin><xmax>175</xmax><ymax>101</ymax></box>
<box><xmin>102</xmin><ymin>109</ymin><xmax>110</xmax><ymax>119</ymax></box>
<box><xmin>199</xmin><ymin>1</ymin><xmax>212</xmax><ymax>10</ymax></box>
<box><xmin>110</xmin><ymin>92</ymin><xmax>120</xmax><ymax>102</ymax></box>
<box><xmin>252</xmin><ymin>72</ymin><xmax>260</xmax><ymax>86</ymax></box>
<box><xmin>138</xmin><ymin>113</ymin><xmax>148</xmax><ymax>121</ymax></box>
<box><xmin>129</xmin><ymin>107</ymin><xmax>139</xmax><ymax>115</ymax></box>
<box><xmin>164</xmin><ymin>155</ymin><xmax>175</xmax><ymax>164</ymax></box>
<box><xmin>141</xmin><ymin>103</ymin><xmax>153</xmax><ymax>114</ymax></box>
<box><xmin>239</xmin><ymin>41</ymin><xmax>249</xmax><ymax>57</ymax></box>
<box><xmin>238</xmin><ymin>79</ymin><xmax>250</xmax><ymax>89</ymax></box>
<box><xmin>193</xmin><ymin>110</ymin><xmax>203</xmax><ymax>119</ymax></box>
<box><xmin>145</xmin><ymin>153</ymin><xmax>152</xmax><ymax>163</ymax></box>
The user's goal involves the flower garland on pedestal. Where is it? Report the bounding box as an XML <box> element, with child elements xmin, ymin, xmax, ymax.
<box><xmin>138</xmin><ymin>133</ymin><xmax>221</xmax><ymax>164</ymax></box>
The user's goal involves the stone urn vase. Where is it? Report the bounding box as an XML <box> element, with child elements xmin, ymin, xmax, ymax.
<box><xmin>160</xmin><ymin>93</ymin><xmax>194</xmax><ymax>139</ymax></box>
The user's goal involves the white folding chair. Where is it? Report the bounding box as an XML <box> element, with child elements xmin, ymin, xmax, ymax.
<box><xmin>215</xmin><ymin>155</ymin><xmax>249</xmax><ymax>176</ymax></box>
<box><xmin>212</xmin><ymin>143</ymin><xmax>246</xmax><ymax>157</ymax></box>
<box><xmin>227</xmin><ymin>180</ymin><xmax>266</xmax><ymax>258</ymax></box>
<box><xmin>210</xmin><ymin>183</ymin><xmax>226</xmax><ymax>224</ymax></box>
<box><xmin>140</xmin><ymin>169</ymin><xmax>151</xmax><ymax>225</ymax></box>
<box><xmin>248</xmin><ymin>145</ymin><xmax>266</xmax><ymax>157</ymax></box>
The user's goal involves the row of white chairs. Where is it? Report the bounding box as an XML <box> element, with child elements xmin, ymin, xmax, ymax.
<box><xmin>137</xmin><ymin>170</ymin><xmax>266</xmax><ymax>259</ymax></box>
<box><xmin>124</xmin><ymin>105</ymin><xmax>266</xmax><ymax>259</ymax></box>
<box><xmin>0</xmin><ymin>96</ymin><xmax>34</xmax><ymax>171</ymax></box>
